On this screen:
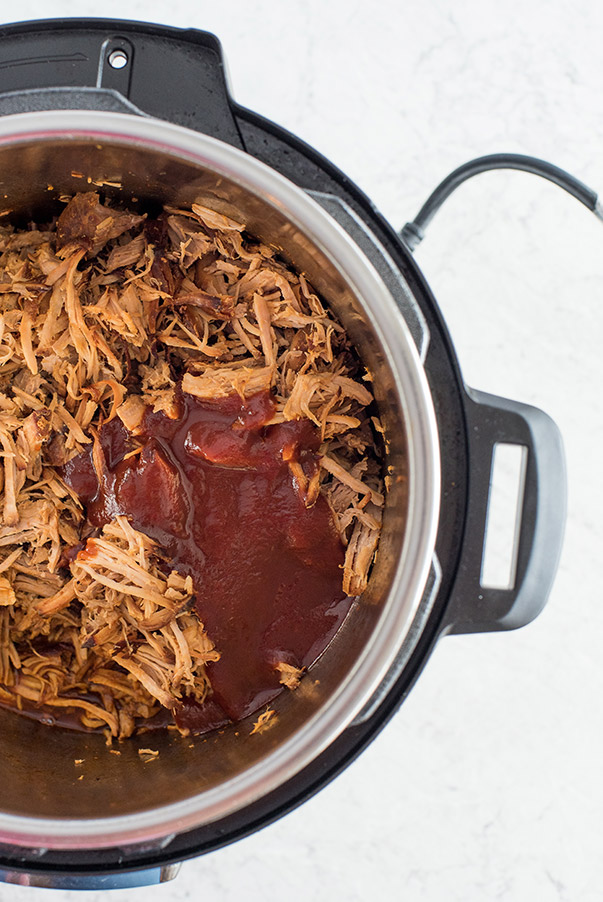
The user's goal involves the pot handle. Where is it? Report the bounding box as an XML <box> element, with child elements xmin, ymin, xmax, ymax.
<box><xmin>0</xmin><ymin>863</ymin><xmax>181</xmax><ymax>889</ymax></box>
<box><xmin>442</xmin><ymin>387</ymin><xmax>566</xmax><ymax>635</ymax></box>
<box><xmin>0</xmin><ymin>19</ymin><xmax>244</xmax><ymax>148</ymax></box>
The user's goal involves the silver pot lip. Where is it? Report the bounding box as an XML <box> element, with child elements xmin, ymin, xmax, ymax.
<box><xmin>0</xmin><ymin>109</ymin><xmax>441</xmax><ymax>850</ymax></box>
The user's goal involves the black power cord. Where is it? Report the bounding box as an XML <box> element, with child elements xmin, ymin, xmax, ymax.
<box><xmin>401</xmin><ymin>152</ymin><xmax>603</xmax><ymax>251</ymax></box>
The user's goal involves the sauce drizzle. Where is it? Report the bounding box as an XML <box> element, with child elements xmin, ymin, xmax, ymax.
<box><xmin>61</xmin><ymin>390</ymin><xmax>350</xmax><ymax>732</ymax></box>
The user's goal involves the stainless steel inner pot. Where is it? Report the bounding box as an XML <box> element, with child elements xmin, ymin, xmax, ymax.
<box><xmin>0</xmin><ymin>109</ymin><xmax>440</xmax><ymax>850</ymax></box>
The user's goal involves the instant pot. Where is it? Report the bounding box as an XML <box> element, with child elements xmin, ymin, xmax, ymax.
<box><xmin>0</xmin><ymin>18</ymin><xmax>571</xmax><ymax>889</ymax></box>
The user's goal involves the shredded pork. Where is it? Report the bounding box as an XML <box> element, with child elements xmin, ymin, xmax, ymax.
<box><xmin>0</xmin><ymin>193</ymin><xmax>384</xmax><ymax>738</ymax></box>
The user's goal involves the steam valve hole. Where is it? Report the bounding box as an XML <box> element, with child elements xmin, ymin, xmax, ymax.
<box><xmin>108</xmin><ymin>49</ymin><xmax>128</xmax><ymax>69</ymax></box>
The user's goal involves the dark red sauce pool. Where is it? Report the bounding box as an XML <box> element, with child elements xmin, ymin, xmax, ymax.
<box><xmin>60</xmin><ymin>389</ymin><xmax>350</xmax><ymax>733</ymax></box>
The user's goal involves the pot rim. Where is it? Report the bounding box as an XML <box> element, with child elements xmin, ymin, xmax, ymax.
<box><xmin>0</xmin><ymin>109</ymin><xmax>441</xmax><ymax>849</ymax></box>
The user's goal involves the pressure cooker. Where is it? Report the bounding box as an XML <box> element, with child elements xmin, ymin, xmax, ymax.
<box><xmin>0</xmin><ymin>18</ymin><xmax>575</xmax><ymax>890</ymax></box>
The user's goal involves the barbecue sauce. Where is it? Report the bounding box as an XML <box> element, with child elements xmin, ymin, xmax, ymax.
<box><xmin>60</xmin><ymin>390</ymin><xmax>349</xmax><ymax>732</ymax></box>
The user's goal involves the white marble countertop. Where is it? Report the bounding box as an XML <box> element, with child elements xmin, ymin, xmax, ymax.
<box><xmin>1</xmin><ymin>1</ymin><xmax>603</xmax><ymax>899</ymax></box>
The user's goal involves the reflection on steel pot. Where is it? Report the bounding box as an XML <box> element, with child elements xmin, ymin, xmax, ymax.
<box><xmin>0</xmin><ymin>18</ymin><xmax>566</xmax><ymax>890</ymax></box>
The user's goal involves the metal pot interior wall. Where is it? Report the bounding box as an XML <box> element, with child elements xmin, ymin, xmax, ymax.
<box><xmin>0</xmin><ymin>115</ymin><xmax>439</xmax><ymax>847</ymax></box>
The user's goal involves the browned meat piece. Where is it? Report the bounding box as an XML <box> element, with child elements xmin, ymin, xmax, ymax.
<box><xmin>56</xmin><ymin>193</ymin><xmax>143</xmax><ymax>256</ymax></box>
<box><xmin>171</xmin><ymin>289</ymin><xmax>236</xmax><ymax>320</ymax></box>
<box><xmin>105</xmin><ymin>233</ymin><xmax>146</xmax><ymax>273</ymax></box>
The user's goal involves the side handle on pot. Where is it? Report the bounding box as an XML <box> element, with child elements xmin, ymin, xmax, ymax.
<box><xmin>443</xmin><ymin>388</ymin><xmax>566</xmax><ymax>635</ymax></box>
